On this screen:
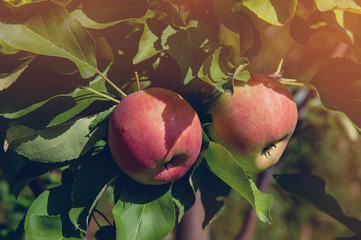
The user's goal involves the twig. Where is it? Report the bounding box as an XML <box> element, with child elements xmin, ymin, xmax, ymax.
<box><xmin>135</xmin><ymin>71</ymin><xmax>141</xmax><ymax>92</ymax></box>
<box><xmin>82</xmin><ymin>86</ymin><xmax>120</xmax><ymax>103</ymax></box>
<box><xmin>96</xmin><ymin>69</ymin><xmax>127</xmax><ymax>98</ymax></box>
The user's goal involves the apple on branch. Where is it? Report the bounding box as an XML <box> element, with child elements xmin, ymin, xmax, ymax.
<box><xmin>208</xmin><ymin>73</ymin><xmax>298</xmax><ymax>173</ymax></box>
<box><xmin>108</xmin><ymin>87</ymin><xmax>203</xmax><ymax>185</ymax></box>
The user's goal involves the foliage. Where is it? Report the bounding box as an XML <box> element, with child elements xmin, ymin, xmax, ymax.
<box><xmin>0</xmin><ymin>0</ymin><xmax>361</xmax><ymax>239</ymax></box>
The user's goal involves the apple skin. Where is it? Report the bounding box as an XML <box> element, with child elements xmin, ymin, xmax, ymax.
<box><xmin>208</xmin><ymin>73</ymin><xmax>298</xmax><ymax>173</ymax></box>
<box><xmin>108</xmin><ymin>87</ymin><xmax>202</xmax><ymax>185</ymax></box>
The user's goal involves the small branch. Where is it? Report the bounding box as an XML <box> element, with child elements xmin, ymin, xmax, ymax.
<box><xmin>135</xmin><ymin>71</ymin><xmax>141</xmax><ymax>92</ymax></box>
<box><xmin>82</xmin><ymin>86</ymin><xmax>120</xmax><ymax>103</ymax></box>
<box><xmin>96</xmin><ymin>69</ymin><xmax>127</xmax><ymax>98</ymax></box>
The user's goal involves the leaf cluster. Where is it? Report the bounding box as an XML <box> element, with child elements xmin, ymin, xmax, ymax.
<box><xmin>1</xmin><ymin>0</ymin><xmax>361</xmax><ymax>239</ymax></box>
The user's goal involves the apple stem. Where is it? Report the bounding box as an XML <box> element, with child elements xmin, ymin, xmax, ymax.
<box><xmin>279</xmin><ymin>79</ymin><xmax>314</xmax><ymax>89</ymax></box>
<box><xmin>96</xmin><ymin>69</ymin><xmax>127</xmax><ymax>98</ymax></box>
<box><xmin>135</xmin><ymin>71</ymin><xmax>141</xmax><ymax>91</ymax></box>
<box><xmin>82</xmin><ymin>86</ymin><xmax>120</xmax><ymax>103</ymax></box>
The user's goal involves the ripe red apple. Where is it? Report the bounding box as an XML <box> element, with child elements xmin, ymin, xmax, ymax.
<box><xmin>208</xmin><ymin>73</ymin><xmax>298</xmax><ymax>173</ymax></box>
<box><xmin>108</xmin><ymin>87</ymin><xmax>202</xmax><ymax>185</ymax></box>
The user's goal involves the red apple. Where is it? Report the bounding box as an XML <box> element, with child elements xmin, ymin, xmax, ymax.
<box><xmin>108</xmin><ymin>87</ymin><xmax>202</xmax><ymax>185</ymax></box>
<box><xmin>208</xmin><ymin>73</ymin><xmax>298</xmax><ymax>173</ymax></box>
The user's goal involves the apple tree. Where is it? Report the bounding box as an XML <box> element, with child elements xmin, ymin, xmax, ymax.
<box><xmin>0</xmin><ymin>0</ymin><xmax>361</xmax><ymax>239</ymax></box>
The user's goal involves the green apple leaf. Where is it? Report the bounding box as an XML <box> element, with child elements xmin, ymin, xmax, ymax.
<box><xmin>274</xmin><ymin>174</ymin><xmax>361</xmax><ymax>233</ymax></box>
<box><xmin>4</xmin><ymin>115</ymin><xmax>106</xmax><ymax>162</ymax></box>
<box><xmin>70</xmin><ymin>0</ymin><xmax>148</xmax><ymax>29</ymax></box>
<box><xmin>160</xmin><ymin>20</ymin><xmax>216</xmax><ymax>84</ymax></box>
<box><xmin>0</xmin><ymin>1</ymin><xmax>97</xmax><ymax>79</ymax></box>
<box><xmin>193</xmin><ymin>164</ymin><xmax>231</xmax><ymax>227</ymax></box>
<box><xmin>198</xmin><ymin>47</ymin><xmax>232</xmax><ymax>92</ymax></box>
<box><xmin>70</xmin><ymin>151</ymin><xmax>120</xmax><ymax>232</ymax></box>
<box><xmin>213</xmin><ymin>0</ymin><xmax>256</xmax><ymax>55</ymax></box>
<box><xmin>112</xmin><ymin>192</ymin><xmax>175</xmax><ymax>240</ymax></box>
<box><xmin>171</xmin><ymin>173</ymin><xmax>196</xmax><ymax>223</ymax></box>
<box><xmin>161</xmin><ymin>25</ymin><xmax>196</xmax><ymax>84</ymax></box>
<box><xmin>25</xmin><ymin>184</ymin><xmax>81</xmax><ymax>239</ymax></box>
<box><xmin>89</xmin><ymin>105</ymin><xmax>116</xmax><ymax>132</ymax></box>
<box><xmin>310</xmin><ymin>57</ymin><xmax>361</xmax><ymax>130</ymax></box>
<box><xmin>204</xmin><ymin>141</ymin><xmax>273</xmax><ymax>223</ymax></box>
<box><xmin>113</xmin><ymin>174</ymin><xmax>171</xmax><ymax>204</ymax></box>
<box><xmin>95</xmin><ymin>226</ymin><xmax>116</xmax><ymax>240</ymax></box>
<box><xmin>26</xmin><ymin>215</ymin><xmax>81</xmax><ymax>240</ymax></box>
<box><xmin>0</xmin><ymin>56</ymin><xmax>34</xmax><ymax>91</ymax></box>
<box><xmin>133</xmin><ymin>17</ymin><xmax>163</xmax><ymax>65</ymax></box>
<box><xmin>241</xmin><ymin>0</ymin><xmax>297</xmax><ymax>26</ymax></box>
<box><xmin>1</xmin><ymin>66</ymin><xmax>114</xmax><ymax>126</ymax></box>
<box><xmin>337</xmin><ymin>233</ymin><xmax>361</xmax><ymax>240</ymax></box>
<box><xmin>315</xmin><ymin>0</ymin><xmax>361</xmax><ymax>12</ymax></box>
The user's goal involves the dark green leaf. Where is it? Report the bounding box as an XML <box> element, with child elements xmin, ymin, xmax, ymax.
<box><xmin>0</xmin><ymin>56</ymin><xmax>34</xmax><ymax>91</ymax></box>
<box><xmin>193</xmin><ymin>164</ymin><xmax>231</xmax><ymax>227</ymax></box>
<box><xmin>311</xmin><ymin>57</ymin><xmax>361</xmax><ymax>130</ymax></box>
<box><xmin>204</xmin><ymin>141</ymin><xmax>273</xmax><ymax>223</ymax></box>
<box><xmin>25</xmin><ymin>185</ymin><xmax>81</xmax><ymax>239</ymax></box>
<box><xmin>274</xmin><ymin>174</ymin><xmax>361</xmax><ymax>233</ymax></box>
<box><xmin>5</xmin><ymin>115</ymin><xmax>106</xmax><ymax>162</ymax></box>
<box><xmin>113</xmin><ymin>174</ymin><xmax>171</xmax><ymax>204</ymax></box>
<box><xmin>95</xmin><ymin>226</ymin><xmax>116</xmax><ymax>240</ymax></box>
<box><xmin>0</xmin><ymin>1</ymin><xmax>97</xmax><ymax>78</ymax></box>
<box><xmin>1</xmin><ymin>66</ymin><xmax>114</xmax><ymax>126</ymax></box>
<box><xmin>337</xmin><ymin>233</ymin><xmax>361</xmax><ymax>240</ymax></box>
<box><xmin>112</xmin><ymin>192</ymin><xmax>175</xmax><ymax>240</ymax></box>
<box><xmin>171</xmin><ymin>173</ymin><xmax>196</xmax><ymax>222</ymax></box>
<box><xmin>70</xmin><ymin>0</ymin><xmax>148</xmax><ymax>29</ymax></box>
<box><xmin>133</xmin><ymin>17</ymin><xmax>163</xmax><ymax>64</ymax></box>
<box><xmin>70</xmin><ymin>150</ymin><xmax>120</xmax><ymax>231</ymax></box>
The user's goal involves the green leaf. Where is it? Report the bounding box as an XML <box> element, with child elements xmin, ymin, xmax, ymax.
<box><xmin>315</xmin><ymin>0</ymin><xmax>361</xmax><ymax>13</ymax></box>
<box><xmin>5</xmin><ymin>115</ymin><xmax>105</xmax><ymax>162</ymax></box>
<box><xmin>70</xmin><ymin>151</ymin><xmax>120</xmax><ymax>232</ymax></box>
<box><xmin>1</xmin><ymin>66</ymin><xmax>113</xmax><ymax>126</ymax></box>
<box><xmin>112</xmin><ymin>192</ymin><xmax>175</xmax><ymax>240</ymax></box>
<box><xmin>70</xmin><ymin>0</ymin><xmax>148</xmax><ymax>29</ymax></box>
<box><xmin>198</xmin><ymin>47</ymin><xmax>232</xmax><ymax>92</ymax></box>
<box><xmin>193</xmin><ymin>164</ymin><xmax>231</xmax><ymax>227</ymax></box>
<box><xmin>204</xmin><ymin>141</ymin><xmax>273</xmax><ymax>223</ymax></box>
<box><xmin>25</xmin><ymin>185</ymin><xmax>81</xmax><ymax>239</ymax></box>
<box><xmin>171</xmin><ymin>173</ymin><xmax>196</xmax><ymax>222</ymax></box>
<box><xmin>0</xmin><ymin>56</ymin><xmax>34</xmax><ymax>91</ymax></box>
<box><xmin>242</xmin><ymin>0</ymin><xmax>297</xmax><ymax>26</ymax></box>
<box><xmin>26</xmin><ymin>215</ymin><xmax>80</xmax><ymax>240</ymax></box>
<box><xmin>89</xmin><ymin>105</ymin><xmax>116</xmax><ymax>132</ymax></box>
<box><xmin>310</xmin><ymin>57</ymin><xmax>361</xmax><ymax>130</ymax></box>
<box><xmin>113</xmin><ymin>174</ymin><xmax>171</xmax><ymax>204</ymax></box>
<box><xmin>161</xmin><ymin>25</ymin><xmax>195</xmax><ymax>84</ymax></box>
<box><xmin>133</xmin><ymin>17</ymin><xmax>163</xmax><ymax>65</ymax></box>
<box><xmin>0</xmin><ymin>1</ymin><xmax>97</xmax><ymax>79</ymax></box>
<box><xmin>95</xmin><ymin>226</ymin><xmax>116</xmax><ymax>240</ymax></box>
<box><xmin>274</xmin><ymin>174</ymin><xmax>361</xmax><ymax>233</ymax></box>
<box><xmin>337</xmin><ymin>233</ymin><xmax>361</xmax><ymax>240</ymax></box>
